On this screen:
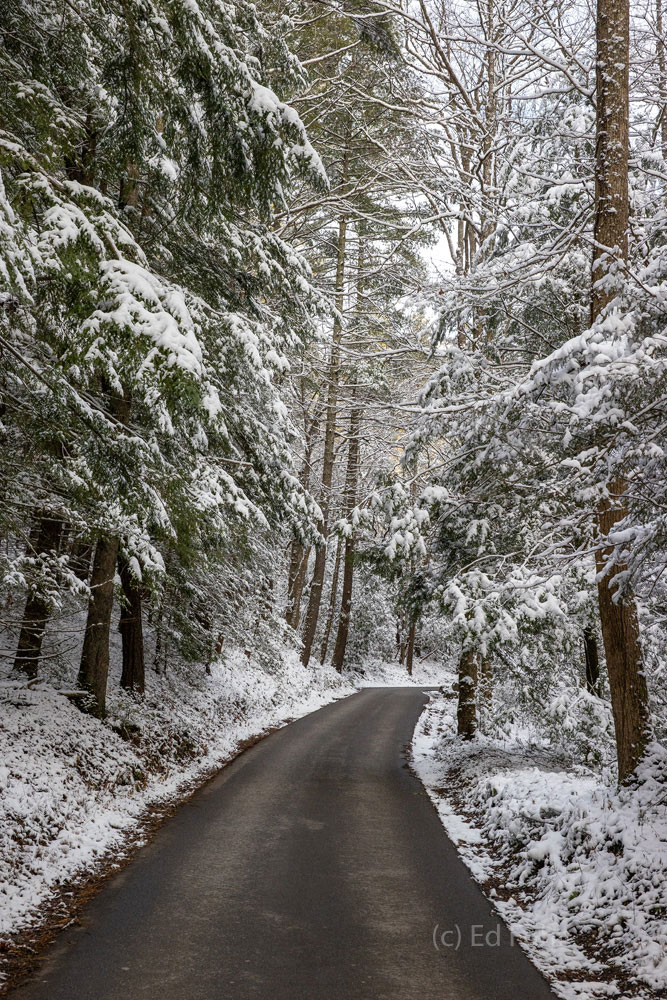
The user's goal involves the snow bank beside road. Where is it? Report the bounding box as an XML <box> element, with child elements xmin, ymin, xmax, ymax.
<box><xmin>413</xmin><ymin>691</ymin><xmax>667</xmax><ymax>1000</ymax></box>
<box><xmin>348</xmin><ymin>656</ymin><xmax>451</xmax><ymax>687</ymax></box>
<box><xmin>0</xmin><ymin>651</ymin><xmax>353</xmax><ymax>949</ymax></box>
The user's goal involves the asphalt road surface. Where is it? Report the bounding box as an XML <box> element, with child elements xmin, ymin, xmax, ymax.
<box><xmin>12</xmin><ymin>688</ymin><xmax>555</xmax><ymax>1000</ymax></box>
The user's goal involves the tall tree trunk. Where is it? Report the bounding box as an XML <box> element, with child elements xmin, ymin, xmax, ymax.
<box><xmin>457</xmin><ymin>648</ymin><xmax>478</xmax><ymax>739</ymax></box>
<box><xmin>77</xmin><ymin>391</ymin><xmax>131</xmax><ymax>717</ymax></box>
<box><xmin>331</xmin><ymin>405</ymin><xmax>362</xmax><ymax>673</ymax></box>
<box><xmin>286</xmin><ymin>415</ymin><xmax>319</xmax><ymax>628</ymax></box>
<box><xmin>319</xmin><ymin>539</ymin><xmax>343</xmax><ymax>664</ymax></box>
<box><xmin>583</xmin><ymin>626</ymin><xmax>601</xmax><ymax>695</ymax></box>
<box><xmin>405</xmin><ymin>621</ymin><xmax>416</xmax><ymax>677</ymax></box>
<box><xmin>300</xmin><ymin>210</ymin><xmax>348</xmax><ymax>666</ymax></box>
<box><xmin>592</xmin><ymin>0</ymin><xmax>652</xmax><ymax>781</ymax></box>
<box><xmin>398</xmin><ymin>622</ymin><xmax>407</xmax><ymax>666</ymax></box>
<box><xmin>77</xmin><ymin>535</ymin><xmax>119</xmax><ymax>717</ymax></box>
<box><xmin>331</xmin><ymin>227</ymin><xmax>366</xmax><ymax>674</ymax></box>
<box><xmin>118</xmin><ymin>556</ymin><xmax>145</xmax><ymax>694</ymax></box>
<box><xmin>288</xmin><ymin>546</ymin><xmax>311</xmax><ymax>632</ymax></box>
<box><xmin>595</xmin><ymin>478</ymin><xmax>651</xmax><ymax>779</ymax></box>
<box><xmin>656</xmin><ymin>0</ymin><xmax>667</xmax><ymax>157</ymax></box>
<box><xmin>13</xmin><ymin>514</ymin><xmax>63</xmax><ymax>678</ymax></box>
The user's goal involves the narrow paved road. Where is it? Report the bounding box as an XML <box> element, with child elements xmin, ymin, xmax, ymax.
<box><xmin>13</xmin><ymin>688</ymin><xmax>555</xmax><ymax>1000</ymax></box>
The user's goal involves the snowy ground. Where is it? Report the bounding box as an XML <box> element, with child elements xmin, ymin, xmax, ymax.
<box><xmin>412</xmin><ymin>689</ymin><xmax>667</xmax><ymax>1000</ymax></box>
<box><xmin>0</xmin><ymin>649</ymin><xmax>354</xmax><ymax>963</ymax></box>
<box><xmin>347</xmin><ymin>655</ymin><xmax>451</xmax><ymax>687</ymax></box>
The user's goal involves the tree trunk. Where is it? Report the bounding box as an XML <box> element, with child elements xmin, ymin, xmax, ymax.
<box><xmin>405</xmin><ymin>621</ymin><xmax>416</xmax><ymax>676</ymax></box>
<box><xmin>319</xmin><ymin>538</ymin><xmax>343</xmax><ymax>664</ymax></box>
<box><xmin>656</xmin><ymin>0</ymin><xmax>667</xmax><ymax>158</ymax></box>
<box><xmin>592</xmin><ymin>0</ymin><xmax>652</xmax><ymax>781</ymax></box>
<box><xmin>398</xmin><ymin>622</ymin><xmax>407</xmax><ymax>666</ymax></box>
<box><xmin>595</xmin><ymin>478</ymin><xmax>651</xmax><ymax>780</ymax></box>
<box><xmin>591</xmin><ymin>0</ymin><xmax>630</xmax><ymax>322</ymax></box>
<box><xmin>300</xmin><ymin>211</ymin><xmax>348</xmax><ymax>666</ymax></box>
<box><xmin>288</xmin><ymin>546</ymin><xmax>311</xmax><ymax>631</ymax></box>
<box><xmin>286</xmin><ymin>415</ymin><xmax>319</xmax><ymax>628</ymax></box>
<box><xmin>118</xmin><ymin>556</ymin><xmax>145</xmax><ymax>694</ymax></box>
<box><xmin>77</xmin><ymin>535</ymin><xmax>119</xmax><ymax>717</ymax></box>
<box><xmin>331</xmin><ymin>405</ymin><xmax>362</xmax><ymax>673</ymax></box>
<box><xmin>301</xmin><ymin>544</ymin><xmax>327</xmax><ymax>665</ymax></box>
<box><xmin>457</xmin><ymin>648</ymin><xmax>478</xmax><ymax>739</ymax></box>
<box><xmin>13</xmin><ymin>514</ymin><xmax>63</xmax><ymax>678</ymax></box>
<box><xmin>77</xmin><ymin>391</ymin><xmax>131</xmax><ymax>716</ymax></box>
<box><xmin>583</xmin><ymin>626</ymin><xmax>601</xmax><ymax>695</ymax></box>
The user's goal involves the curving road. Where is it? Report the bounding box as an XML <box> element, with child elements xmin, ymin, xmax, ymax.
<box><xmin>12</xmin><ymin>688</ymin><xmax>555</xmax><ymax>1000</ymax></box>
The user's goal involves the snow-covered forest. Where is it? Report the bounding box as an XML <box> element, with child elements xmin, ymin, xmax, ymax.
<box><xmin>1</xmin><ymin>0</ymin><xmax>666</xmax><ymax>996</ymax></box>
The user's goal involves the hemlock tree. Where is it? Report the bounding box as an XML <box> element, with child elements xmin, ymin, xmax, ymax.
<box><xmin>0</xmin><ymin>0</ymin><xmax>327</xmax><ymax>714</ymax></box>
<box><xmin>590</xmin><ymin>0</ymin><xmax>652</xmax><ymax>780</ymax></box>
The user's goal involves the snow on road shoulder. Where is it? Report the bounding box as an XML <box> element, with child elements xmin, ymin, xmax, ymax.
<box><xmin>349</xmin><ymin>656</ymin><xmax>452</xmax><ymax>687</ymax></box>
<box><xmin>412</xmin><ymin>690</ymin><xmax>667</xmax><ymax>1000</ymax></box>
<box><xmin>0</xmin><ymin>650</ymin><xmax>353</xmax><ymax>954</ymax></box>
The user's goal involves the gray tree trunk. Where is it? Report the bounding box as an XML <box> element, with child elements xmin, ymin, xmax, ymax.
<box><xmin>583</xmin><ymin>626</ymin><xmax>600</xmax><ymax>695</ymax></box>
<box><xmin>592</xmin><ymin>0</ymin><xmax>652</xmax><ymax>781</ymax></box>
<box><xmin>301</xmin><ymin>210</ymin><xmax>348</xmax><ymax>666</ymax></box>
<box><xmin>319</xmin><ymin>539</ymin><xmax>343</xmax><ymax>664</ymax></box>
<box><xmin>331</xmin><ymin>405</ymin><xmax>362</xmax><ymax>673</ymax></box>
<box><xmin>77</xmin><ymin>392</ymin><xmax>131</xmax><ymax>716</ymax></box>
<box><xmin>456</xmin><ymin>648</ymin><xmax>478</xmax><ymax>739</ymax></box>
<box><xmin>77</xmin><ymin>535</ymin><xmax>120</xmax><ymax>717</ymax></box>
<box><xmin>119</xmin><ymin>556</ymin><xmax>145</xmax><ymax>694</ymax></box>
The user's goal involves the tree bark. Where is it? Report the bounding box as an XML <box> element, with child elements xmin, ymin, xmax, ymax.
<box><xmin>300</xmin><ymin>210</ymin><xmax>348</xmax><ymax>666</ymax></box>
<box><xmin>592</xmin><ymin>0</ymin><xmax>652</xmax><ymax>781</ymax></box>
<box><xmin>77</xmin><ymin>391</ymin><xmax>131</xmax><ymax>716</ymax></box>
<box><xmin>656</xmin><ymin>0</ymin><xmax>667</xmax><ymax>157</ymax></box>
<box><xmin>13</xmin><ymin>514</ymin><xmax>63</xmax><ymax>678</ymax></box>
<box><xmin>319</xmin><ymin>538</ymin><xmax>343</xmax><ymax>664</ymax></box>
<box><xmin>591</xmin><ymin>0</ymin><xmax>630</xmax><ymax>322</ymax></box>
<box><xmin>286</xmin><ymin>415</ymin><xmax>319</xmax><ymax>629</ymax></box>
<box><xmin>288</xmin><ymin>546</ymin><xmax>311</xmax><ymax>632</ymax></box>
<box><xmin>77</xmin><ymin>535</ymin><xmax>120</xmax><ymax>717</ymax></box>
<box><xmin>331</xmin><ymin>405</ymin><xmax>362</xmax><ymax>673</ymax></box>
<box><xmin>457</xmin><ymin>648</ymin><xmax>478</xmax><ymax>739</ymax></box>
<box><xmin>405</xmin><ymin>621</ymin><xmax>416</xmax><ymax>677</ymax></box>
<box><xmin>595</xmin><ymin>478</ymin><xmax>651</xmax><ymax>779</ymax></box>
<box><xmin>583</xmin><ymin>626</ymin><xmax>601</xmax><ymax>695</ymax></box>
<box><xmin>398</xmin><ymin>623</ymin><xmax>407</xmax><ymax>666</ymax></box>
<box><xmin>118</xmin><ymin>556</ymin><xmax>145</xmax><ymax>694</ymax></box>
